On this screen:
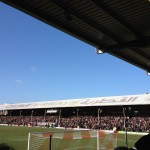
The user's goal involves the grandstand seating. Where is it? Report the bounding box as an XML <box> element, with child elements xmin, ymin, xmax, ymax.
<box><xmin>0</xmin><ymin>114</ymin><xmax>150</xmax><ymax>133</ymax></box>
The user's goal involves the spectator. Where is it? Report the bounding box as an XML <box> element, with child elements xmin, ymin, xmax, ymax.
<box><xmin>134</xmin><ymin>134</ymin><xmax>150</xmax><ymax>150</ymax></box>
<box><xmin>0</xmin><ymin>143</ymin><xmax>15</xmax><ymax>150</ymax></box>
<box><xmin>114</xmin><ymin>147</ymin><xmax>128</xmax><ymax>150</ymax></box>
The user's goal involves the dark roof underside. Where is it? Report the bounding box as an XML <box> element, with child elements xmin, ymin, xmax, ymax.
<box><xmin>2</xmin><ymin>0</ymin><xmax>150</xmax><ymax>72</ymax></box>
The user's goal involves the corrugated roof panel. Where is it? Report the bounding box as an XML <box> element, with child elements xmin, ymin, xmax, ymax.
<box><xmin>114</xmin><ymin>48</ymin><xmax>150</xmax><ymax>67</ymax></box>
<box><xmin>1</xmin><ymin>0</ymin><xmax>150</xmax><ymax>72</ymax></box>
<box><xmin>104</xmin><ymin>0</ymin><xmax>150</xmax><ymax>36</ymax></box>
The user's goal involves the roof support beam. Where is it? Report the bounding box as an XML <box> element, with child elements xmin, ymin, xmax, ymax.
<box><xmin>109</xmin><ymin>52</ymin><xmax>150</xmax><ymax>72</ymax></box>
<box><xmin>50</xmin><ymin>0</ymin><xmax>123</xmax><ymax>44</ymax></box>
<box><xmin>102</xmin><ymin>36</ymin><xmax>150</xmax><ymax>52</ymax></box>
<box><xmin>92</xmin><ymin>0</ymin><xmax>144</xmax><ymax>38</ymax></box>
<box><xmin>130</xmin><ymin>48</ymin><xmax>150</xmax><ymax>61</ymax></box>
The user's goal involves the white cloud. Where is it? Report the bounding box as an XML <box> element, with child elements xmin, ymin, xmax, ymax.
<box><xmin>30</xmin><ymin>65</ymin><xmax>37</xmax><ymax>71</ymax></box>
<box><xmin>15</xmin><ymin>80</ymin><xmax>23</xmax><ymax>84</ymax></box>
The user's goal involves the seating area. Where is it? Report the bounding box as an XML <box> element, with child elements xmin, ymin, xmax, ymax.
<box><xmin>0</xmin><ymin>115</ymin><xmax>150</xmax><ymax>133</ymax></box>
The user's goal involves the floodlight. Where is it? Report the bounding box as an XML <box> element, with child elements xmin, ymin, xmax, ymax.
<box><xmin>96</xmin><ymin>48</ymin><xmax>104</xmax><ymax>54</ymax></box>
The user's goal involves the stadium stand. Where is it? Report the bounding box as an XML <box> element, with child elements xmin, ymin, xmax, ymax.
<box><xmin>0</xmin><ymin>94</ymin><xmax>150</xmax><ymax>133</ymax></box>
<box><xmin>0</xmin><ymin>115</ymin><xmax>150</xmax><ymax>133</ymax></box>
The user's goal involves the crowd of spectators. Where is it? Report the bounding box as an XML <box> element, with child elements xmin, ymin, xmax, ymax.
<box><xmin>0</xmin><ymin>115</ymin><xmax>150</xmax><ymax>133</ymax></box>
<box><xmin>60</xmin><ymin>116</ymin><xmax>150</xmax><ymax>133</ymax></box>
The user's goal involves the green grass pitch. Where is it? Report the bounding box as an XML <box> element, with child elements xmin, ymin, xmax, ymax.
<box><xmin>0</xmin><ymin>126</ymin><xmax>143</xmax><ymax>150</ymax></box>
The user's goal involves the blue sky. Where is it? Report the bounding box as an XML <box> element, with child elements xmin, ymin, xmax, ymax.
<box><xmin>0</xmin><ymin>2</ymin><xmax>150</xmax><ymax>104</ymax></box>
